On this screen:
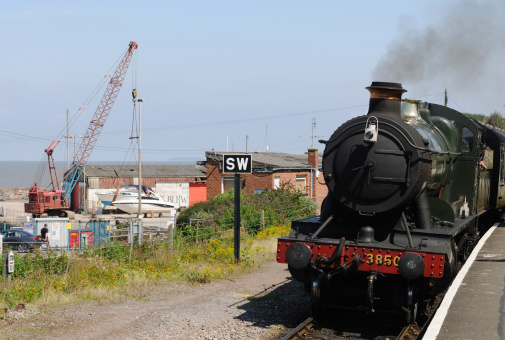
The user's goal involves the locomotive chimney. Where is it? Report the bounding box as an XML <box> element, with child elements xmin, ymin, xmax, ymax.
<box><xmin>366</xmin><ymin>81</ymin><xmax>406</xmax><ymax>120</ymax></box>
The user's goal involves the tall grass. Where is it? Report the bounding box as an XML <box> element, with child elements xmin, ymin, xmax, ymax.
<box><xmin>0</xmin><ymin>224</ymin><xmax>291</xmax><ymax>309</ymax></box>
<box><xmin>0</xmin><ymin>187</ymin><xmax>312</xmax><ymax>309</ymax></box>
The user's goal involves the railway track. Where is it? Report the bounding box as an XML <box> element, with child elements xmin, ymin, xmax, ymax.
<box><xmin>280</xmin><ymin>318</ymin><xmax>420</xmax><ymax>340</ymax></box>
<box><xmin>279</xmin><ymin>291</ymin><xmax>444</xmax><ymax>340</ymax></box>
<box><xmin>396</xmin><ymin>323</ymin><xmax>421</xmax><ymax>340</ymax></box>
<box><xmin>279</xmin><ymin>317</ymin><xmax>317</xmax><ymax>340</ymax></box>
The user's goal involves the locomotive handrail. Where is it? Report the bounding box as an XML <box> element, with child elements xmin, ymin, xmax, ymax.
<box><xmin>401</xmin><ymin>212</ymin><xmax>414</xmax><ymax>248</ymax></box>
<box><xmin>318</xmin><ymin>237</ymin><xmax>346</xmax><ymax>265</ymax></box>
<box><xmin>324</xmin><ymin>253</ymin><xmax>363</xmax><ymax>280</ymax></box>
<box><xmin>310</xmin><ymin>214</ymin><xmax>335</xmax><ymax>239</ymax></box>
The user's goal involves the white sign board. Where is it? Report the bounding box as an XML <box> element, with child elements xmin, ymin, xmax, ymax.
<box><xmin>8</xmin><ymin>251</ymin><xmax>14</xmax><ymax>273</ymax></box>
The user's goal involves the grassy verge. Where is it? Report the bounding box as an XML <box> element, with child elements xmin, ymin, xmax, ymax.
<box><xmin>0</xmin><ymin>224</ymin><xmax>290</xmax><ymax>310</ymax></box>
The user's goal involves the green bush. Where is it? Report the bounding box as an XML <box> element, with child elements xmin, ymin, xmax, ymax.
<box><xmin>177</xmin><ymin>184</ymin><xmax>317</xmax><ymax>234</ymax></box>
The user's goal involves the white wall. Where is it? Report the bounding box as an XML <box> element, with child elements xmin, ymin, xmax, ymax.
<box><xmin>155</xmin><ymin>183</ymin><xmax>190</xmax><ymax>209</ymax></box>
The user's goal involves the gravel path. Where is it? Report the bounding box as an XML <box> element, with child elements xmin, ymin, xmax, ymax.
<box><xmin>1</xmin><ymin>261</ymin><xmax>311</xmax><ymax>339</ymax></box>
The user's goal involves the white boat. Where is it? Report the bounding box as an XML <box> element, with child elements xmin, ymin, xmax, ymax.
<box><xmin>97</xmin><ymin>185</ymin><xmax>149</xmax><ymax>206</ymax></box>
<box><xmin>111</xmin><ymin>190</ymin><xmax>174</xmax><ymax>215</ymax></box>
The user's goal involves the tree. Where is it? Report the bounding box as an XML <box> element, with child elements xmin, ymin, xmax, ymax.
<box><xmin>465</xmin><ymin>111</ymin><xmax>505</xmax><ymax>129</ymax></box>
<box><xmin>486</xmin><ymin>111</ymin><xmax>505</xmax><ymax>129</ymax></box>
<box><xmin>465</xmin><ymin>113</ymin><xmax>487</xmax><ymax>122</ymax></box>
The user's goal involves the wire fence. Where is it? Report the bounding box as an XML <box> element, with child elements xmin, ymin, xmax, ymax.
<box><xmin>0</xmin><ymin>199</ymin><xmax>319</xmax><ymax>281</ymax></box>
<box><xmin>0</xmin><ymin>206</ymin><xmax>30</xmax><ymax>230</ymax></box>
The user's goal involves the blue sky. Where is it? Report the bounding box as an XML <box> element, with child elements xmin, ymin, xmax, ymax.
<box><xmin>1</xmin><ymin>1</ymin><xmax>504</xmax><ymax>162</ymax></box>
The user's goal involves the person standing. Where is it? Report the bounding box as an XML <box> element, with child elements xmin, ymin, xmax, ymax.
<box><xmin>479</xmin><ymin>144</ymin><xmax>488</xmax><ymax>170</ymax></box>
<box><xmin>41</xmin><ymin>224</ymin><xmax>49</xmax><ymax>242</ymax></box>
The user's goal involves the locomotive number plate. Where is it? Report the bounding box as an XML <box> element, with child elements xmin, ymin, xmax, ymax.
<box><xmin>345</xmin><ymin>247</ymin><xmax>445</xmax><ymax>277</ymax></box>
<box><xmin>365</xmin><ymin>253</ymin><xmax>401</xmax><ymax>267</ymax></box>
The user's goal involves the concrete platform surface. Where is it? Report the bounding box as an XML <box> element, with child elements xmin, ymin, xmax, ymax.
<box><xmin>425</xmin><ymin>223</ymin><xmax>505</xmax><ymax>339</ymax></box>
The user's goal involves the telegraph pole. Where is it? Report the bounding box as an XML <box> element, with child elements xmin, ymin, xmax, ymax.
<box><xmin>301</xmin><ymin>118</ymin><xmax>323</xmax><ymax>147</ymax></box>
<box><xmin>266</xmin><ymin>126</ymin><xmax>269</xmax><ymax>152</ymax></box>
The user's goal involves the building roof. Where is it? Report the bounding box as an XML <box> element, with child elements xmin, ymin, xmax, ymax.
<box><xmin>205</xmin><ymin>151</ymin><xmax>322</xmax><ymax>171</ymax></box>
<box><xmin>84</xmin><ymin>164</ymin><xmax>206</xmax><ymax>178</ymax></box>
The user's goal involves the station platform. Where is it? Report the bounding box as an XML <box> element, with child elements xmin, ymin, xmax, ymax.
<box><xmin>424</xmin><ymin>222</ymin><xmax>505</xmax><ymax>339</ymax></box>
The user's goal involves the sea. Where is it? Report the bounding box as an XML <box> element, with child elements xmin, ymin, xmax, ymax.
<box><xmin>0</xmin><ymin>159</ymin><xmax>200</xmax><ymax>189</ymax></box>
<box><xmin>0</xmin><ymin>161</ymin><xmax>56</xmax><ymax>188</ymax></box>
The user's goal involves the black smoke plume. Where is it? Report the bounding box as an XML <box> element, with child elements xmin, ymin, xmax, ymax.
<box><xmin>372</xmin><ymin>1</ymin><xmax>505</xmax><ymax>113</ymax></box>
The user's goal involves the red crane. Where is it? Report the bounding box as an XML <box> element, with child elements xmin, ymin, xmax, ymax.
<box><xmin>25</xmin><ymin>41</ymin><xmax>139</xmax><ymax>217</ymax></box>
<box><xmin>45</xmin><ymin>140</ymin><xmax>61</xmax><ymax>191</ymax></box>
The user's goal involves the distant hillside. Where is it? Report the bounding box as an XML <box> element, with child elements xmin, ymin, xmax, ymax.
<box><xmin>167</xmin><ymin>157</ymin><xmax>204</xmax><ymax>164</ymax></box>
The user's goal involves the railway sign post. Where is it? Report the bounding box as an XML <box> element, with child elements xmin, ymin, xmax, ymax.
<box><xmin>223</xmin><ymin>154</ymin><xmax>252</xmax><ymax>262</ymax></box>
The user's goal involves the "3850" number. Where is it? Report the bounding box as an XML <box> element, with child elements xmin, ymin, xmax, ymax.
<box><xmin>365</xmin><ymin>254</ymin><xmax>401</xmax><ymax>267</ymax></box>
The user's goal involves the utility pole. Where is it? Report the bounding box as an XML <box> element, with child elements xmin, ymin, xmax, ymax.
<box><xmin>64</xmin><ymin>109</ymin><xmax>71</xmax><ymax>167</ymax></box>
<box><xmin>66</xmin><ymin>109</ymin><xmax>69</xmax><ymax>166</ymax></box>
<box><xmin>445</xmin><ymin>89</ymin><xmax>448</xmax><ymax>107</ymax></box>
<box><xmin>246</xmin><ymin>135</ymin><xmax>249</xmax><ymax>154</ymax></box>
<box><xmin>266</xmin><ymin>126</ymin><xmax>269</xmax><ymax>152</ymax></box>
<box><xmin>311</xmin><ymin>118</ymin><xmax>316</xmax><ymax>147</ymax></box>
<box><xmin>137</xmin><ymin>98</ymin><xmax>145</xmax><ymax>245</ymax></box>
<box><xmin>301</xmin><ymin>118</ymin><xmax>323</xmax><ymax>148</ymax></box>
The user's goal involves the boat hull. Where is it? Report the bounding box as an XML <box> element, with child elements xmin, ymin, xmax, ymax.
<box><xmin>112</xmin><ymin>199</ymin><xmax>174</xmax><ymax>215</ymax></box>
<box><xmin>97</xmin><ymin>186</ymin><xmax>149</xmax><ymax>206</ymax></box>
<box><xmin>97</xmin><ymin>192</ymin><xmax>146</xmax><ymax>206</ymax></box>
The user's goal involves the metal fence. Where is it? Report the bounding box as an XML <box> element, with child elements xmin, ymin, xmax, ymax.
<box><xmin>0</xmin><ymin>195</ymin><xmax>324</xmax><ymax>281</ymax></box>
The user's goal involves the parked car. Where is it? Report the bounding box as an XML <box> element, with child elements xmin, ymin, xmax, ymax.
<box><xmin>0</xmin><ymin>230</ymin><xmax>45</xmax><ymax>252</ymax></box>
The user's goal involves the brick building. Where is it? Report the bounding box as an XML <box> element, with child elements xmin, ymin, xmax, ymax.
<box><xmin>81</xmin><ymin>164</ymin><xmax>206</xmax><ymax>211</ymax></box>
<box><xmin>204</xmin><ymin>148</ymin><xmax>328</xmax><ymax>208</ymax></box>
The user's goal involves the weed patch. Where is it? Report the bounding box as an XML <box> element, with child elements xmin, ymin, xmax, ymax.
<box><xmin>0</xmin><ymin>187</ymin><xmax>308</xmax><ymax>310</ymax></box>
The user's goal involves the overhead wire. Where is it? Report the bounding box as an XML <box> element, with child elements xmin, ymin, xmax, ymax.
<box><xmin>0</xmin><ymin>45</ymin><xmax>137</xmax><ymax>189</ymax></box>
<box><xmin>12</xmin><ymin>87</ymin><xmax>485</xmax><ymax>163</ymax></box>
<box><xmin>448</xmin><ymin>97</ymin><xmax>466</xmax><ymax>112</ymax></box>
<box><xmin>102</xmin><ymin>104</ymin><xmax>369</xmax><ymax>136</ymax></box>
<box><xmin>95</xmin><ymin>92</ymin><xmax>464</xmax><ymax>138</ymax></box>
<box><xmin>48</xmin><ymin>45</ymin><xmax>129</xmax><ymax>152</ymax></box>
<box><xmin>0</xmin><ymin>130</ymin><xmax>53</xmax><ymax>143</ymax></box>
<box><xmin>54</xmin><ymin>47</ymin><xmax>127</xmax><ymax>145</ymax></box>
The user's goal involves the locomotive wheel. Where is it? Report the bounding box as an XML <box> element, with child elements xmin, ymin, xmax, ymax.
<box><xmin>402</xmin><ymin>281</ymin><xmax>419</xmax><ymax>324</ymax></box>
<box><xmin>462</xmin><ymin>242</ymin><xmax>472</xmax><ymax>262</ymax></box>
<box><xmin>404</xmin><ymin>301</ymin><xmax>418</xmax><ymax>324</ymax></box>
<box><xmin>310</xmin><ymin>275</ymin><xmax>324</xmax><ymax>318</ymax></box>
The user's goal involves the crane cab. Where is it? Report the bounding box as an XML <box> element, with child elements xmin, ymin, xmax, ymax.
<box><xmin>24</xmin><ymin>185</ymin><xmax>68</xmax><ymax>217</ymax></box>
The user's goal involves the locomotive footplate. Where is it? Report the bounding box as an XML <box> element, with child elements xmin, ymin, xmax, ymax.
<box><xmin>277</xmin><ymin>238</ymin><xmax>445</xmax><ymax>278</ymax></box>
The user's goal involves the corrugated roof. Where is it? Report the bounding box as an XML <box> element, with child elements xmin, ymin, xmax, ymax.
<box><xmin>205</xmin><ymin>151</ymin><xmax>322</xmax><ymax>170</ymax></box>
<box><xmin>85</xmin><ymin>164</ymin><xmax>206</xmax><ymax>178</ymax></box>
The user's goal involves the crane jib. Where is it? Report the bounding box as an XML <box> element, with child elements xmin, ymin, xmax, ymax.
<box><xmin>62</xmin><ymin>41</ymin><xmax>138</xmax><ymax>205</ymax></box>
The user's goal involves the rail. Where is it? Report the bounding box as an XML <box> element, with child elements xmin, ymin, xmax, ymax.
<box><xmin>279</xmin><ymin>317</ymin><xmax>316</xmax><ymax>340</ymax></box>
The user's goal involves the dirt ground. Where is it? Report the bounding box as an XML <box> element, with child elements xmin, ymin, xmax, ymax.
<box><xmin>1</xmin><ymin>260</ymin><xmax>310</xmax><ymax>340</ymax></box>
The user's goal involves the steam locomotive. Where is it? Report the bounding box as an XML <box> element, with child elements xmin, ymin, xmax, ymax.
<box><xmin>277</xmin><ymin>82</ymin><xmax>505</xmax><ymax>323</ymax></box>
